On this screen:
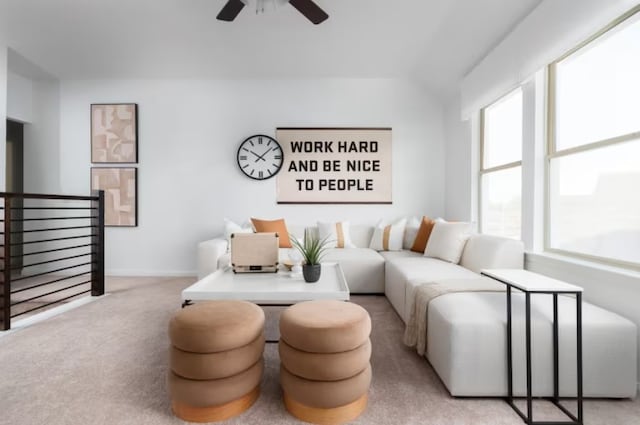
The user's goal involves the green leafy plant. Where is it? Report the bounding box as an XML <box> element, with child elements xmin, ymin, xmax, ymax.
<box><xmin>291</xmin><ymin>234</ymin><xmax>331</xmax><ymax>265</ymax></box>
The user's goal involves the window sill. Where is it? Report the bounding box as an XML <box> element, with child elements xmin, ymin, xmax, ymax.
<box><xmin>525</xmin><ymin>251</ymin><xmax>640</xmax><ymax>281</ymax></box>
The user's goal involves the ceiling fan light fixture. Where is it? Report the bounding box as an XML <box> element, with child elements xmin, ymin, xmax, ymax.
<box><xmin>216</xmin><ymin>0</ymin><xmax>328</xmax><ymax>24</ymax></box>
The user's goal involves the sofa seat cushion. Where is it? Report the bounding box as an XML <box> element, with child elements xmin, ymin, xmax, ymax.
<box><xmin>384</xmin><ymin>257</ymin><xmax>478</xmax><ymax>322</ymax></box>
<box><xmin>427</xmin><ymin>292</ymin><xmax>637</xmax><ymax>398</ymax></box>
<box><xmin>323</xmin><ymin>248</ymin><xmax>385</xmax><ymax>293</ymax></box>
<box><xmin>379</xmin><ymin>250</ymin><xmax>423</xmax><ymax>261</ymax></box>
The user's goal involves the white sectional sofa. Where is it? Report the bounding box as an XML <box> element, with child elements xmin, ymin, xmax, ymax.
<box><xmin>197</xmin><ymin>223</ymin><xmax>638</xmax><ymax>398</ymax></box>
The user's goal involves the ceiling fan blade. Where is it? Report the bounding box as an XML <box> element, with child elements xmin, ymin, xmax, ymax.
<box><xmin>289</xmin><ymin>0</ymin><xmax>329</xmax><ymax>25</ymax></box>
<box><xmin>217</xmin><ymin>0</ymin><xmax>245</xmax><ymax>22</ymax></box>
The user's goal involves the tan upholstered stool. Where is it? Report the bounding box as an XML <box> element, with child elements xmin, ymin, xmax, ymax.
<box><xmin>279</xmin><ymin>300</ymin><xmax>372</xmax><ymax>425</ymax></box>
<box><xmin>279</xmin><ymin>339</ymin><xmax>371</xmax><ymax>381</ymax></box>
<box><xmin>168</xmin><ymin>301</ymin><xmax>265</xmax><ymax>422</ymax></box>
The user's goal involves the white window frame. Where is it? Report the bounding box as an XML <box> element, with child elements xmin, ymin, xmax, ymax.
<box><xmin>479</xmin><ymin>88</ymin><xmax>523</xmax><ymax>239</ymax></box>
<box><xmin>545</xmin><ymin>6</ymin><xmax>640</xmax><ymax>270</ymax></box>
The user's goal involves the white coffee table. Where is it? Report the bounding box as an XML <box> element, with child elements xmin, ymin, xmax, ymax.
<box><xmin>182</xmin><ymin>262</ymin><xmax>350</xmax><ymax>306</ymax></box>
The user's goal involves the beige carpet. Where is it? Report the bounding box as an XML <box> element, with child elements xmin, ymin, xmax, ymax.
<box><xmin>0</xmin><ymin>276</ymin><xmax>638</xmax><ymax>425</ymax></box>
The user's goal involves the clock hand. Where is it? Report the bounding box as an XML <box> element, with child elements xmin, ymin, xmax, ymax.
<box><xmin>253</xmin><ymin>150</ymin><xmax>270</xmax><ymax>163</ymax></box>
<box><xmin>249</xmin><ymin>150</ymin><xmax>267</xmax><ymax>162</ymax></box>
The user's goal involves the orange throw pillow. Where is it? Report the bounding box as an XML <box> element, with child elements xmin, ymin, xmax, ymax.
<box><xmin>251</xmin><ymin>218</ymin><xmax>292</xmax><ymax>248</ymax></box>
<box><xmin>410</xmin><ymin>216</ymin><xmax>436</xmax><ymax>253</ymax></box>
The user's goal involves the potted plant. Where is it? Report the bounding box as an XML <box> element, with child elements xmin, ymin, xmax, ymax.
<box><xmin>290</xmin><ymin>234</ymin><xmax>330</xmax><ymax>283</ymax></box>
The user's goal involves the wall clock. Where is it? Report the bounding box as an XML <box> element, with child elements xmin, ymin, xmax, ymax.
<box><xmin>236</xmin><ymin>135</ymin><xmax>284</xmax><ymax>180</ymax></box>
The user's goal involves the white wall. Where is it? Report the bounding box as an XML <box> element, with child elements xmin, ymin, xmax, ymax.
<box><xmin>22</xmin><ymin>79</ymin><xmax>60</xmax><ymax>194</ymax></box>
<box><xmin>6</xmin><ymin>55</ymin><xmax>61</xmax><ymax>195</ymax></box>
<box><xmin>60</xmin><ymin>78</ymin><xmax>445</xmax><ymax>275</ymax></box>
<box><xmin>443</xmin><ymin>96</ymin><xmax>473</xmax><ymax>221</ymax></box>
<box><xmin>7</xmin><ymin>71</ymin><xmax>33</xmax><ymax>123</ymax></box>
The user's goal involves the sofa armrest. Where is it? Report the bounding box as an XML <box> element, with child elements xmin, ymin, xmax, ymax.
<box><xmin>197</xmin><ymin>237</ymin><xmax>228</xmax><ymax>280</ymax></box>
<box><xmin>459</xmin><ymin>234</ymin><xmax>524</xmax><ymax>273</ymax></box>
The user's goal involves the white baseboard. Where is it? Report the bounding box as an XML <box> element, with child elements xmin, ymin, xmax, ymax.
<box><xmin>0</xmin><ymin>295</ymin><xmax>106</xmax><ymax>336</ymax></box>
<box><xmin>105</xmin><ymin>269</ymin><xmax>197</xmax><ymax>277</ymax></box>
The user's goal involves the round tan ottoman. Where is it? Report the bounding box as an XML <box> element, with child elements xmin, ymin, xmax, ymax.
<box><xmin>279</xmin><ymin>300</ymin><xmax>372</xmax><ymax>425</ymax></box>
<box><xmin>168</xmin><ymin>301</ymin><xmax>265</xmax><ymax>422</ymax></box>
<box><xmin>279</xmin><ymin>339</ymin><xmax>371</xmax><ymax>381</ymax></box>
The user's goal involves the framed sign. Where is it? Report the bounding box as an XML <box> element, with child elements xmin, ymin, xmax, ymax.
<box><xmin>276</xmin><ymin>127</ymin><xmax>392</xmax><ymax>204</ymax></box>
<box><xmin>90</xmin><ymin>167</ymin><xmax>138</xmax><ymax>227</ymax></box>
<box><xmin>91</xmin><ymin>103</ymin><xmax>138</xmax><ymax>163</ymax></box>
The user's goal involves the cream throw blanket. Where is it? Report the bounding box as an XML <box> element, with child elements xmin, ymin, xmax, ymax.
<box><xmin>403</xmin><ymin>277</ymin><xmax>505</xmax><ymax>356</ymax></box>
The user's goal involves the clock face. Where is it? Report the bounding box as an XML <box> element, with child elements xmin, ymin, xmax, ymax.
<box><xmin>236</xmin><ymin>135</ymin><xmax>284</xmax><ymax>180</ymax></box>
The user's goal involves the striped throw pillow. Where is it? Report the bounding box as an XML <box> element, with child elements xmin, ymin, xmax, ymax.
<box><xmin>369</xmin><ymin>218</ymin><xmax>407</xmax><ymax>251</ymax></box>
<box><xmin>317</xmin><ymin>221</ymin><xmax>356</xmax><ymax>248</ymax></box>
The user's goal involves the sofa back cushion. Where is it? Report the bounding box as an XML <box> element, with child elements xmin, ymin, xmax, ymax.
<box><xmin>304</xmin><ymin>225</ymin><xmax>373</xmax><ymax>248</ymax></box>
<box><xmin>287</xmin><ymin>225</ymin><xmax>307</xmax><ymax>245</ymax></box>
<box><xmin>343</xmin><ymin>225</ymin><xmax>373</xmax><ymax>248</ymax></box>
<box><xmin>459</xmin><ymin>234</ymin><xmax>524</xmax><ymax>273</ymax></box>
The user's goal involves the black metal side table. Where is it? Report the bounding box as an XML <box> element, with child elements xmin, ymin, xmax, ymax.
<box><xmin>481</xmin><ymin>269</ymin><xmax>583</xmax><ymax>425</ymax></box>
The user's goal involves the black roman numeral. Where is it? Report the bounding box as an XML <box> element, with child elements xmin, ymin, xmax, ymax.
<box><xmin>258</xmin><ymin>137</ymin><xmax>263</xmax><ymax>144</ymax></box>
<box><xmin>239</xmin><ymin>155</ymin><xmax>247</xmax><ymax>160</ymax></box>
<box><xmin>274</xmin><ymin>155</ymin><xmax>281</xmax><ymax>160</ymax></box>
<box><xmin>259</xmin><ymin>171</ymin><xmax>264</xmax><ymax>179</ymax></box>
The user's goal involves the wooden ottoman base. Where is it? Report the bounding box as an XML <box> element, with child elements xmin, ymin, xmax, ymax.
<box><xmin>172</xmin><ymin>385</ymin><xmax>260</xmax><ymax>423</ymax></box>
<box><xmin>283</xmin><ymin>392</ymin><xmax>367</xmax><ymax>425</ymax></box>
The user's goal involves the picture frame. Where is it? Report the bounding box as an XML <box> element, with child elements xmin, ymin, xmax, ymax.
<box><xmin>275</xmin><ymin>127</ymin><xmax>392</xmax><ymax>204</ymax></box>
<box><xmin>90</xmin><ymin>167</ymin><xmax>138</xmax><ymax>227</ymax></box>
<box><xmin>91</xmin><ymin>103</ymin><xmax>138</xmax><ymax>163</ymax></box>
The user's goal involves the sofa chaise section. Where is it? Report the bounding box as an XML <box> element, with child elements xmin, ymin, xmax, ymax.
<box><xmin>428</xmin><ymin>291</ymin><xmax>637</xmax><ymax>398</ymax></box>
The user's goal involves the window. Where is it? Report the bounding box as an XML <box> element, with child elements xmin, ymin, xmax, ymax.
<box><xmin>480</xmin><ymin>88</ymin><xmax>523</xmax><ymax>239</ymax></box>
<box><xmin>548</xmin><ymin>10</ymin><xmax>640</xmax><ymax>266</ymax></box>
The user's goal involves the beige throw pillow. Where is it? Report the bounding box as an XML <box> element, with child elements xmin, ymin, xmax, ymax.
<box><xmin>423</xmin><ymin>220</ymin><xmax>471</xmax><ymax>263</ymax></box>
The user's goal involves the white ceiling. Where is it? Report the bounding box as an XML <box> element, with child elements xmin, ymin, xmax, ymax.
<box><xmin>0</xmin><ymin>0</ymin><xmax>542</xmax><ymax>98</ymax></box>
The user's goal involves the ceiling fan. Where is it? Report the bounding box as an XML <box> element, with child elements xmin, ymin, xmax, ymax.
<box><xmin>216</xmin><ymin>0</ymin><xmax>329</xmax><ymax>25</ymax></box>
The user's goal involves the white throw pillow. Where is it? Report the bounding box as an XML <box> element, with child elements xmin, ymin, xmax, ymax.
<box><xmin>370</xmin><ymin>218</ymin><xmax>407</xmax><ymax>251</ymax></box>
<box><xmin>424</xmin><ymin>221</ymin><xmax>471</xmax><ymax>263</ymax></box>
<box><xmin>224</xmin><ymin>218</ymin><xmax>253</xmax><ymax>251</ymax></box>
<box><xmin>403</xmin><ymin>216</ymin><xmax>421</xmax><ymax>250</ymax></box>
<box><xmin>317</xmin><ymin>221</ymin><xmax>356</xmax><ymax>248</ymax></box>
